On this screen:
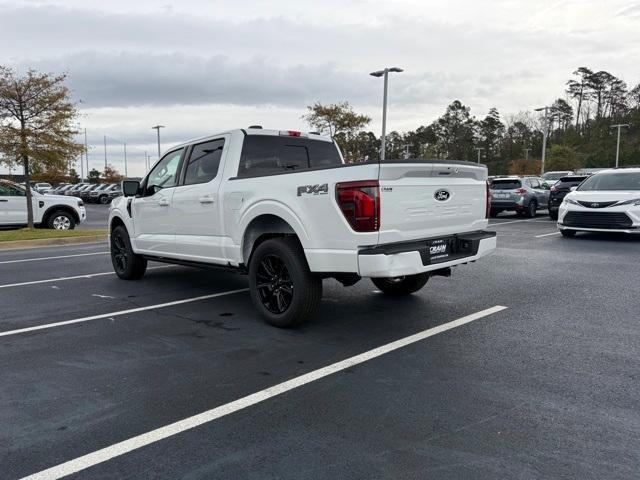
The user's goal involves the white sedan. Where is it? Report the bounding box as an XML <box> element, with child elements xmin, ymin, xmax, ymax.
<box><xmin>558</xmin><ymin>168</ymin><xmax>640</xmax><ymax>237</ymax></box>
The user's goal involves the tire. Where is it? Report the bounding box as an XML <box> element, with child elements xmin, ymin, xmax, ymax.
<box><xmin>46</xmin><ymin>210</ymin><xmax>76</xmax><ymax>230</ymax></box>
<box><xmin>560</xmin><ymin>229</ymin><xmax>576</xmax><ymax>238</ymax></box>
<box><xmin>489</xmin><ymin>208</ymin><xmax>500</xmax><ymax>218</ymax></box>
<box><xmin>99</xmin><ymin>195</ymin><xmax>110</xmax><ymax>205</ymax></box>
<box><xmin>371</xmin><ymin>273</ymin><xmax>430</xmax><ymax>295</ymax></box>
<box><xmin>549</xmin><ymin>210</ymin><xmax>558</xmax><ymax>220</ymax></box>
<box><xmin>110</xmin><ymin>225</ymin><xmax>147</xmax><ymax>280</ymax></box>
<box><xmin>525</xmin><ymin>200</ymin><xmax>537</xmax><ymax>218</ymax></box>
<box><xmin>248</xmin><ymin>237</ymin><xmax>322</xmax><ymax>328</ymax></box>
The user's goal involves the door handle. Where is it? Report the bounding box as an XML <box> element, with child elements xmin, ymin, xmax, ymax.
<box><xmin>157</xmin><ymin>199</ymin><xmax>170</xmax><ymax>207</ymax></box>
<box><xmin>198</xmin><ymin>195</ymin><xmax>214</xmax><ymax>204</ymax></box>
<box><xmin>0</xmin><ymin>199</ymin><xmax>7</xmax><ymax>202</ymax></box>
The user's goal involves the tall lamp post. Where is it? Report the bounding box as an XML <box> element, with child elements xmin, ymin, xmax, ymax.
<box><xmin>534</xmin><ymin>106</ymin><xmax>550</xmax><ymax>175</ymax></box>
<box><xmin>105</xmin><ymin>135</ymin><xmax>129</xmax><ymax>177</ymax></box>
<box><xmin>151</xmin><ymin>125</ymin><xmax>165</xmax><ymax>158</ymax></box>
<box><xmin>610</xmin><ymin>123</ymin><xmax>630</xmax><ymax>168</ymax></box>
<box><xmin>370</xmin><ymin>67</ymin><xmax>403</xmax><ymax>160</ymax></box>
<box><xmin>475</xmin><ymin>147</ymin><xmax>485</xmax><ymax>164</ymax></box>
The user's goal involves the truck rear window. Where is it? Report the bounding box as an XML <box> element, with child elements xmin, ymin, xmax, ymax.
<box><xmin>491</xmin><ymin>180</ymin><xmax>521</xmax><ymax>190</ymax></box>
<box><xmin>238</xmin><ymin>136</ymin><xmax>342</xmax><ymax>177</ymax></box>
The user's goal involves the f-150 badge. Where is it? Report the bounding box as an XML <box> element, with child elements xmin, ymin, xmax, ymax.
<box><xmin>297</xmin><ymin>184</ymin><xmax>329</xmax><ymax>196</ymax></box>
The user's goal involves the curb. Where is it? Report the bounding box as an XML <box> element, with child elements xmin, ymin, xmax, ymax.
<box><xmin>0</xmin><ymin>235</ymin><xmax>107</xmax><ymax>251</ymax></box>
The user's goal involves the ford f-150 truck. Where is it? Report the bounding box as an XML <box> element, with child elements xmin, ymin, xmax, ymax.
<box><xmin>109</xmin><ymin>128</ymin><xmax>496</xmax><ymax>327</ymax></box>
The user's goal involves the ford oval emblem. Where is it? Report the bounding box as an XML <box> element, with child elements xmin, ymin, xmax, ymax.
<box><xmin>434</xmin><ymin>189</ymin><xmax>450</xmax><ymax>202</ymax></box>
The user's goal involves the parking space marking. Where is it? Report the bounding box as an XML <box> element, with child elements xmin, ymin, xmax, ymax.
<box><xmin>0</xmin><ymin>265</ymin><xmax>173</xmax><ymax>289</ymax></box>
<box><xmin>0</xmin><ymin>251</ymin><xmax>108</xmax><ymax>265</ymax></box>
<box><xmin>534</xmin><ymin>231</ymin><xmax>561</xmax><ymax>238</ymax></box>
<box><xmin>20</xmin><ymin>305</ymin><xmax>507</xmax><ymax>480</ymax></box>
<box><xmin>0</xmin><ymin>288</ymin><xmax>249</xmax><ymax>338</ymax></box>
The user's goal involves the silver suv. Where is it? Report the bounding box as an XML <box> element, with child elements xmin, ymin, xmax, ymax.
<box><xmin>490</xmin><ymin>176</ymin><xmax>550</xmax><ymax>217</ymax></box>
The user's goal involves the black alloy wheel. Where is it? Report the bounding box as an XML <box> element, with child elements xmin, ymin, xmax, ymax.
<box><xmin>256</xmin><ymin>254</ymin><xmax>294</xmax><ymax>314</ymax></box>
<box><xmin>110</xmin><ymin>225</ymin><xmax>147</xmax><ymax>280</ymax></box>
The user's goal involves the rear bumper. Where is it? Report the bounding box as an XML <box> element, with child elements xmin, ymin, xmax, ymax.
<box><xmin>357</xmin><ymin>230</ymin><xmax>497</xmax><ymax>277</ymax></box>
<box><xmin>491</xmin><ymin>200</ymin><xmax>524</xmax><ymax>211</ymax></box>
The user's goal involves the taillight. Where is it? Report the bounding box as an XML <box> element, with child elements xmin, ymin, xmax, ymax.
<box><xmin>486</xmin><ymin>181</ymin><xmax>491</xmax><ymax>219</ymax></box>
<box><xmin>550</xmin><ymin>186</ymin><xmax>557</xmax><ymax>192</ymax></box>
<box><xmin>336</xmin><ymin>180</ymin><xmax>380</xmax><ymax>232</ymax></box>
<box><xmin>515</xmin><ymin>188</ymin><xmax>527</xmax><ymax>195</ymax></box>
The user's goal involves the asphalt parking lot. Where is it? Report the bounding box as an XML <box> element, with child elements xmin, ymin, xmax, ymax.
<box><xmin>2</xmin><ymin>213</ymin><xmax>639</xmax><ymax>480</ymax></box>
<box><xmin>78</xmin><ymin>204</ymin><xmax>110</xmax><ymax>230</ymax></box>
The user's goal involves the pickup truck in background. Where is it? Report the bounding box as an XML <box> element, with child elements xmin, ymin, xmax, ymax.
<box><xmin>0</xmin><ymin>179</ymin><xmax>86</xmax><ymax>230</ymax></box>
<box><xmin>109</xmin><ymin>127</ymin><xmax>496</xmax><ymax>327</ymax></box>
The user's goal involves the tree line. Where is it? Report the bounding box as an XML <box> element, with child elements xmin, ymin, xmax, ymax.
<box><xmin>304</xmin><ymin>67</ymin><xmax>640</xmax><ymax>174</ymax></box>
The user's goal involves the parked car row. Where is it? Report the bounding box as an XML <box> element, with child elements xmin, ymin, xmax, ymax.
<box><xmin>488</xmin><ymin>169</ymin><xmax>640</xmax><ymax>236</ymax></box>
<box><xmin>49</xmin><ymin>183</ymin><xmax>122</xmax><ymax>204</ymax></box>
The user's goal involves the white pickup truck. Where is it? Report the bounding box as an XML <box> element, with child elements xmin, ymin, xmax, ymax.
<box><xmin>109</xmin><ymin>128</ymin><xmax>496</xmax><ymax>327</ymax></box>
<box><xmin>0</xmin><ymin>179</ymin><xmax>86</xmax><ymax>229</ymax></box>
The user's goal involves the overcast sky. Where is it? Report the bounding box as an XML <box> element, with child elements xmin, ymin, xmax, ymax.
<box><xmin>2</xmin><ymin>0</ymin><xmax>639</xmax><ymax>176</ymax></box>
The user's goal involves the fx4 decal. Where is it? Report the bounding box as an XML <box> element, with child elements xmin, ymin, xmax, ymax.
<box><xmin>297</xmin><ymin>183</ymin><xmax>329</xmax><ymax>196</ymax></box>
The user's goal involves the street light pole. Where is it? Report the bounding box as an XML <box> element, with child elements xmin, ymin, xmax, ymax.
<box><xmin>152</xmin><ymin>125</ymin><xmax>165</xmax><ymax>158</ymax></box>
<box><xmin>523</xmin><ymin>148</ymin><xmax>531</xmax><ymax>161</ymax></box>
<box><xmin>475</xmin><ymin>147</ymin><xmax>485</xmax><ymax>164</ymax></box>
<box><xmin>84</xmin><ymin>128</ymin><xmax>89</xmax><ymax>180</ymax></box>
<box><xmin>535</xmin><ymin>106</ymin><xmax>550</xmax><ymax>175</ymax></box>
<box><xmin>610</xmin><ymin>124</ymin><xmax>630</xmax><ymax>168</ymax></box>
<box><xmin>103</xmin><ymin>134</ymin><xmax>107</xmax><ymax>170</ymax></box>
<box><xmin>123</xmin><ymin>142</ymin><xmax>128</xmax><ymax>177</ymax></box>
<box><xmin>370</xmin><ymin>67</ymin><xmax>403</xmax><ymax>161</ymax></box>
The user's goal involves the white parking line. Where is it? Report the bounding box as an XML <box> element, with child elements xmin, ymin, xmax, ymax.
<box><xmin>0</xmin><ymin>251</ymin><xmax>108</xmax><ymax>265</ymax></box>
<box><xmin>535</xmin><ymin>231</ymin><xmax>561</xmax><ymax>238</ymax></box>
<box><xmin>20</xmin><ymin>305</ymin><xmax>507</xmax><ymax>480</ymax></box>
<box><xmin>0</xmin><ymin>288</ymin><xmax>249</xmax><ymax>338</ymax></box>
<box><xmin>0</xmin><ymin>265</ymin><xmax>173</xmax><ymax>289</ymax></box>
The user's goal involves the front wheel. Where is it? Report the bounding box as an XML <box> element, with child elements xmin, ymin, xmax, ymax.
<box><xmin>371</xmin><ymin>273</ymin><xmax>430</xmax><ymax>295</ymax></box>
<box><xmin>111</xmin><ymin>226</ymin><xmax>147</xmax><ymax>279</ymax></box>
<box><xmin>249</xmin><ymin>237</ymin><xmax>322</xmax><ymax>328</ymax></box>
<box><xmin>47</xmin><ymin>210</ymin><xmax>76</xmax><ymax>230</ymax></box>
<box><xmin>99</xmin><ymin>195</ymin><xmax>110</xmax><ymax>205</ymax></box>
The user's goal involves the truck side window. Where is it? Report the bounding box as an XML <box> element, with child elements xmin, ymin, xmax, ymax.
<box><xmin>308</xmin><ymin>141</ymin><xmax>342</xmax><ymax>167</ymax></box>
<box><xmin>146</xmin><ymin>148</ymin><xmax>183</xmax><ymax>195</ymax></box>
<box><xmin>184</xmin><ymin>139</ymin><xmax>225</xmax><ymax>185</ymax></box>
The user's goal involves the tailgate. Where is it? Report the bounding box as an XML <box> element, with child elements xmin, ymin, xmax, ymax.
<box><xmin>377</xmin><ymin>161</ymin><xmax>488</xmax><ymax>244</ymax></box>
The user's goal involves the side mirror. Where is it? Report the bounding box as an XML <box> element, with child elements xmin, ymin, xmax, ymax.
<box><xmin>121</xmin><ymin>180</ymin><xmax>140</xmax><ymax>197</ymax></box>
<box><xmin>569</xmin><ymin>186</ymin><xmax>577</xmax><ymax>192</ymax></box>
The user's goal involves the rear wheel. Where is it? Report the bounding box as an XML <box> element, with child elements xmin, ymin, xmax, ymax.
<box><xmin>560</xmin><ymin>229</ymin><xmax>576</xmax><ymax>238</ymax></box>
<box><xmin>489</xmin><ymin>208</ymin><xmax>500</xmax><ymax>218</ymax></box>
<box><xmin>371</xmin><ymin>273</ymin><xmax>430</xmax><ymax>295</ymax></box>
<box><xmin>46</xmin><ymin>210</ymin><xmax>75</xmax><ymax>230</ymax></box>
<box><xmin>111</xmin><ymin>225</ymin><xmax>147</xmax><ymax>279</ymax></box>
<box><xmin>549</xmin><ymin>209</ymin><xmax>558</xmax><ymax>220</ymax></box>
<box><xmin>249</xmin><ymin>237</ymin><xmax>322</xmax><ymax>328</ymax></box>
<box><xmin>525</xmin><ymin>200</ymin><xmax>537</xmax><ymax>218</ymax></box>
<box><xmin>99</xmin><ymin>195</ymin><xmax>110</xmax><ymax>205</ymax></box>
